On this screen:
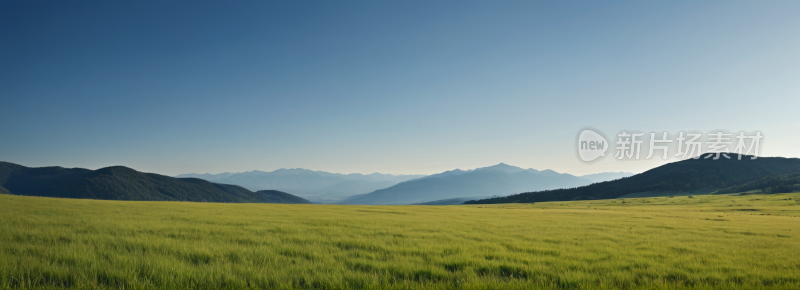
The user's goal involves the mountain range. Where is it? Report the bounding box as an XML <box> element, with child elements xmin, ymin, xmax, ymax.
<box><xmin>466</xmin><ymin>154</ymin><xmax>800</xmax><ymax>204</ymax></box>
<box><xmin>7</xmin><ymin>156</ymin><xmax>795</xmax><ymax>205</ymax></box>
<box><xmin>0</xmin><ymin>162</ymin><xmax>309</xmax><ymax>204</ymax></box>
<box><xmin>0</xmin><ymin>160</ymin><xmax>638</xmax><ymax>205</ymax></box>
<box><xmin>338</xmin><ymin>163</ymin><xmax>611</xmax><ymax>205</ymax></box>
<box><xmin>179</xmin><ymin>164</ymin><xmax>632</xmax><ymax>205</ymax></box>
<box><xmin>176</xmin><ymin>169</ymin><xmax>426</xmax><ymax>203</ymax></box>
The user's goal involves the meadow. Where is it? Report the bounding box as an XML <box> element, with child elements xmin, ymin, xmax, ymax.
<box><xmin>1</xmin><ymin>192</ymin><xmax>799</xmax><ymax>289</ymax></box>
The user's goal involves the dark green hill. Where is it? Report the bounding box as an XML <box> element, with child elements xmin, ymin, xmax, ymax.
<box><xmin>465</xmin><ymin>154</ymin><xmax>800</xmax><ymax>204</ymax></box>
<box><xmin>0</xmin><ymin>161</ymin><xmax>309</xmax><ymax>203</ymax></box>
<box><xmin>255</xmin><ymin>190</ymin><xmax>311</xmax><ymax>204</ymax></box>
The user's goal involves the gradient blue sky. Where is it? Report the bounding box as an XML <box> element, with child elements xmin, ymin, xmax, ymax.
<box><xmin>2</xmin><ymin>1</ymin><xmax>798</xmax><ymax>176</ymax></box>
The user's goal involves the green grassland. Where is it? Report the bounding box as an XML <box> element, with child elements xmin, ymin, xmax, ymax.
<box><xmin>1</xmin><ymin>193</ymin><xmax>799</xmax><ymax>290</ymax></box>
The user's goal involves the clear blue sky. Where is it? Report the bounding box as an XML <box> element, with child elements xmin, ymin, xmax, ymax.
<box><xmin>2</xmin><ymin>1</ymin><xmax>798</xmax><ymax>176</ymax></box>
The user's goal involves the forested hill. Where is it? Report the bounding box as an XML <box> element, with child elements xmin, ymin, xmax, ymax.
<box><xmin>465</xmin><ymin>154</ymin><xmax>800</xmax><ymax>204</ymax></box>
<box><xmin>0</xmin><ymin>162</ymin><xmax>310</xmax><ymax>204</ymax></box>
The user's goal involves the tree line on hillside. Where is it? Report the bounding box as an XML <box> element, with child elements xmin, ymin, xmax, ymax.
<box><xmin>716</xmin><ymin>173</ymin><xmax>800</xmax><ymax>194</ymax></box>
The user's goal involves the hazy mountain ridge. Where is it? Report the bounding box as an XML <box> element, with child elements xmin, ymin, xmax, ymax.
<box><xmin>466</xmin><ymin>154</ymin><xmax>800</xmax><ymax>204</ymax></box>
<box><xmin>176</xmin><ymin>169</ymin><xmax>426</xmax><ymax>203</ymax></box>
<box><xmin>175</xmin><ymin>172</ymin><xmax>234</xmax><ymax>181</ymax></box>
<box><xmin>178</xmin><ymin>169</ymin><xmax>424</xmax><ymax>183</ymax></box>
<box><xmin>0</xmin><ymin>161</ymin><xmax>310</xmax><ymax>204</ymax></box>
<box><xmin>339</xmin><ymin>163</ymin><xmax>594</xmax><ymax>205</ymax></box>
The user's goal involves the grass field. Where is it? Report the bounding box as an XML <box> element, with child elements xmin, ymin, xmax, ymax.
<box><xmin>1</xmin><ymin>193</ymin><xmax>799</xmax><ymax>289</ymax></box>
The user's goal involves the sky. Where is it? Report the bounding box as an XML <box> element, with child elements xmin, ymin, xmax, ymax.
<box><xmin>1</xmin><ymin>0</ymin><xmax>799</xmax><ymax>176</ymax></box>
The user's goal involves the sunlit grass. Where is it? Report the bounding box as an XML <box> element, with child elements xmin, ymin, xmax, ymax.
<box><xmin>1</xmin><ymin>193</ymin><xmax>799</xmax><ymax>289</ymax></box>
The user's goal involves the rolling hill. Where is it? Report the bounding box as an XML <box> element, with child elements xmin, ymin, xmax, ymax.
<box><xmin>0</xmin><ymin>161</ymin><xmax>310</xmax><ymax>204</ymax></box>
<box><xmin>339</xmin><ymin>163</ymin><xmax>594</xmax><ymax>205</ymax></box>
<box><xmin>465</xmin><ymin>154</ymin><xmax>800</xmax><ymax>204</ymax></box>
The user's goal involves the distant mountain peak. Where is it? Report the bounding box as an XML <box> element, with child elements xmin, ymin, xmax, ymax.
<box><xmin>480</xmin><ymin>163</ymin><xmax>525</xmax><ymax>173</ymax></box>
